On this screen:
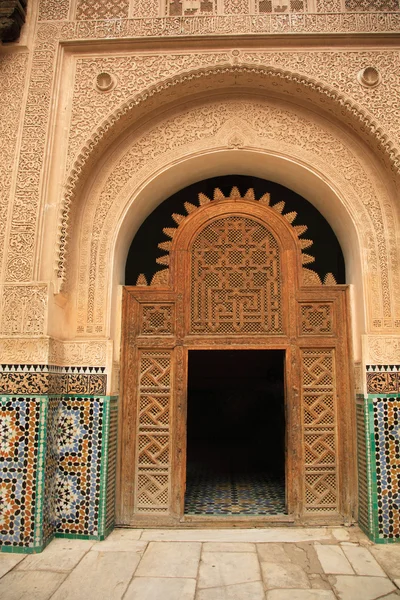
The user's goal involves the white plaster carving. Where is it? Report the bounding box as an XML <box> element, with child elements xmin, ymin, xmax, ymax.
<box><xmin>363</xmin><ymin>335</ymin><xmax>400</xmax><ymax>365</ymax></box>
<box><xmin>0</xmin><ymin>53</ymin><xmax>29</xmax><ymax>280</ymax></box>
<box><xmin>67</xmin><ymin>96</ymin><xmax>398</xmax><ymax>340</ymax></box>
<box><xmin>0</xmin><ymin>337</ymin><xmax>50</xmax><ymax>364</ymax></box>
<box><xmin>57</xmin><ymin>13</ymin><xmax>400</xmax><ymax>42</ymax></box>
<box><xmin>38</xmin><ymin>0</ymin><xmax>70</xmax><ymax>20</ymax></box>
<box><xmin>49</xmin><ymin>339</ymin><xmax>109</xmax><ymax>366</ymax></box>
<box><xmin>0</xmin><ymin>285</ymin><xmax>48</xmax><ymax>336</ymax></box>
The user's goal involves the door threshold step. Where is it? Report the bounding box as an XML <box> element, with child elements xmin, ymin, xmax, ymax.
<box><xmin>181</xmin><ymin>514</ymin><xmax>295</xmax><ymax>527</ymax></box>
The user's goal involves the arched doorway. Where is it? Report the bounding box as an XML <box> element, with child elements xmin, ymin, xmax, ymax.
<box><xmin>119</xmin><ymin>183</ymin><xmax>356</xmax><ymax>526</ymax></box>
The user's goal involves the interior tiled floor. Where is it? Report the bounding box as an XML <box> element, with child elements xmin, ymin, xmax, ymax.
<box><xmin>184</xmin><ymin>466</ymin><xmax>286</xmax><ymax>515</ymax></box>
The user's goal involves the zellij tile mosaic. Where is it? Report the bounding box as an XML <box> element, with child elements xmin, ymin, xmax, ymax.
<box><xmin>54</xmin><ymin>396</ymin><xmax>104</xmax><ymax>537</ymax></box>
<box><xmin>373</xmin><ymin>395</ymin><xmax>400</xmax><ymax>540</ymax></box>
<box><xmin>43</xmin><ymin>396</ymin><xmax>61</xmax><ymax>546</ymax></box>
<box><xmin>0</xmin><ymin>396</ymin><xmax>46</xmax><ymax>549</ymax></box>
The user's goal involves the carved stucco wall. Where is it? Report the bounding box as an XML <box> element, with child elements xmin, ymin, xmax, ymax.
<box><xmin>36</xmin><ymin>0</ymin><xmax>400</xmax><ymax>19</ymax></box>
<box><xmin>57</xmin><ymin>52</ymin><xmax>400</xmax><ymax>312</ymax></box>
<box><xmin>0</xmin><ymin>8</ymin><xmax>398</xmax><ymax>374</ymax></box>
<box><xmin>67</xmin><ymin>94</ymin><xmax>399</xmax><ymax>342</ymax></box>
<box><xmin>0</xmin><ymin>52</ymin><xmax>28</xmax><ymax>286</ymax></box>
<box><xmin>65</xmin><ymin>50</ymin><xmax>400</xmax><ymax>174</ymax></box>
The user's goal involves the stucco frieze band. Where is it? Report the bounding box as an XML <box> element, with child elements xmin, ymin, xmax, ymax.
<box><xmin>54</xmin><ymin>14</ymin><xmax>400</xmax><ymax>39</ymax></box>
<box><xmin>0</xmin><ymin>337</ymin><xmax>110</xmax><ymax>367</ymax></box>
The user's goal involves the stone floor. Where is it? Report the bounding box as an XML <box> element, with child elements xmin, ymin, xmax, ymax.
<box><xmin>1</xmin><ymin>527</ymin><xmax>400</xmax><ymax>599</ymax></box>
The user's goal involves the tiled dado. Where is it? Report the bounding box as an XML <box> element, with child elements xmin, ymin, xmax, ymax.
<box><xmin>0</xmin><ymin>396</ymin><xmax>47</xmax><ymax>551</ymax></box>
<box><xmin>359</xmin><ymin>393</ymin><xmax>400</xmax><ymax>543</ymax></box>
<box><xmin>372</xmin><ymin>395</ymin><xmax>400</xmax><ymax>541</ymax></box>
<box><xmin>0</xmin><ymin>395</ymin><xmax>117</xmax><ymax>553</ymax></box>
<box><xmin>50</xmin><ymin>395</ymin><xmax>117</xmax><ymax>540</ymax></box>
<box><xmin>0</xmin><ymin>365</ymin><xmax>107</xmax><ymax>395</ymax></box>
<box><xmin>367</xmin><ymin>365</ymin><xmax>400</xmax><ymax>394</ymax></box>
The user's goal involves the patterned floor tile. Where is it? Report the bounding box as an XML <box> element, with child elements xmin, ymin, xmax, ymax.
<box><xmin>184</xmin><ymin>466</ymin><xmax>286</xmax><ymax>516</ymax></box>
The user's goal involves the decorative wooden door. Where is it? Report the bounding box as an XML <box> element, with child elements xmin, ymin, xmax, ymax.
<box><xmin>118</xmin><ymin>188</ymin><xmax>356</xmax><ymax>526</ymax></box>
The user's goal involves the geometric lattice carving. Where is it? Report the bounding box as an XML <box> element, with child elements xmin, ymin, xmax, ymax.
<box><xmin>301</xmin><ymin>349</ymin><xmax>338</xmax><ymax>512</ymax></box>
<box><xmin>224</xmin><ymin>0</ymin><xmax>250</xmax><ymax>13</ymax></box>
<box><xmin>167</xmin><ymin>0</ymin><xmax>217</xmax><ymax>16</ymax></box>
<box><xmin>141</xmin><ymin>305</ymin><xmax>174</xmax><ymax>335</ymax></box>
<box><xmin>75</xmin><ymin>0</ymin><xmax>129</xmax><ymax>20</ymax></box>
<box><xmin>345</xmin><ymin>0</ymin><xmax>400</xmax><ymax>11</ymax></box>
<box><xmin>257</xmin><ymin>0</ymin><xmax>305</xmax><ymax>12</ymax></box>
<box><xmin>190</xmin><ymin>217</ymin><xmax>283</xmax><ymax>334</ymax></box>
<box><xmin>135</xmin><ymin>351</ymin><xmax>171</xmax><ymax>513</ymax></box>
<box><xmin>38</xmin><ymin>0</ymin><xmax>69</xmax><ymax>20</ymax></box>
<box><xmin>154</xmin><ymin>188</ymin><xmax>313</xmax><ymax>298</ymax></box>
<box><xmin>316</xmin><ymin>0</ymin><xmax>341</xmax><ymax>10</ymax></box>
<box><xmin>300</xmin><ymin>303</ymin><xmax>333</xmax><ymax>335</ymax></box>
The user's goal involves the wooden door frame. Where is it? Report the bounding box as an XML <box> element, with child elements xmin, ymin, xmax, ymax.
<box><xmin>174</xmin><ymin>343</ymin><xmax>298</xmax><ymax>524</ymax></box>
<box><xmin>117</xmin><ymin>197</ymin><xmax>357</xmax><ymax>527</ymax></box>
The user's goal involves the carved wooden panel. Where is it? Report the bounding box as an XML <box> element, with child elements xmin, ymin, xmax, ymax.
<box><xmin>190</xmin><ymin>216</ymin><xmax>282</xmax><ymax>334</ymax></box>
<box><xmin>299</xmin><ymin>303</ymin><xmax>333</xmax><ymax>335</ymax></box>
<box><xmin>140</xmin><ymin>304</ymin><xmax>174</xmax><ymax>336</ymax></box>
<box><xmin>120</xmin><ymin>197</ymin><xmax>355</xmax><ymax>526</ymax></box>
<box><xmin>134</xmin><ymin>350</ymin><xmax>172</xmax><ymax>513</ymax></box>
<box><xmin>301</xmin><ymin>348</ymin><xmax>338</xmax><ymax>512</ymax></box>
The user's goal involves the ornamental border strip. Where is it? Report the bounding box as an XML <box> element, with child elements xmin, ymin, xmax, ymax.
<box><xmin>54</xmin><ymin>14</ymin><xmax>400</xmax><ymax>40</ymax></box>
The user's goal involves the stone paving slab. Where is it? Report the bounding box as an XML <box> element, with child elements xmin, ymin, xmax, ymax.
<box><xmin>202</xmin><ymin>542</ymin><xmax>256</xmax><ymax>553</ymax></box>
<box><xmin>257</xmin><ymin>543</ymin><xmax>292</xmax><ymax>563</ymax></box>
<box><xmin>330</xmin><ymin>574</ymin><xmax>396</xmax><ymax>600</ymax></box>
<box><xmin>16</xmin><ymin>539</ymin><xmax>92</xmax><ymax>573</ymax></box>
<box><xmin>314</xmin><ymin>545</ymin><xmax>354</xmax><ymax>575</ymax></box>
<box><xmin>197</xmin><ymin>581</ymin><xmax>266</xmax><ymax>600</ymax></box>
<box><xmin>331</xmin><ymin>529</ymin><xmax>351</xmax><ymax>542</ymax></box>
<box><xmin>135</xmin><ymin>542</ymin><xmax>201</xmax><ymax>578</ymax></box>
<box><xmin>340</xmin><ymin>545</ymin><xmax>386</xmax><ymax>577</ymax></box>
<box><xmin>267</xmin><ymin>590</ymin><xmax>336</xmax><ymax>600</ymax></box>
<box><xmin>308</xmin><ymin>574</ymin><xmax>332</xmax><ymax>590</ymax></box>
<box><xmin>124</xmin><ymin>577</ymin><xmax>196</xmax><ymax>600</ymax></box>
<box><xmin>261</xmin><ymin>561</ymin><xmax>310</xmax><ymax>589</ymax></box>
<box><xmin>370</xmin><ymin>545</ymin><xmax>400</xmax><ymax>579</ymax></box>
<box><xmin>51</xmin><ymin>550</ymin><xmax>140</xmax><ymax>600</ymax></box>
<box><xmin>198</xmin><ymin>551</ymin><xmax>261</xmax><ymax>588</ymax></box>
<box><xmin>0</xmin><ymin>570</ymin><xmax>66</xmax><ymax>600</ymax></box>
<box><xmin>284</xmin><ymin>543</ymin><xmax>323</xmax><ymax>574</ymax></box>
<box><xmin>90</xmin><ymin>538</ymin><xmax>148</xmax><ymax>553</ymax></box>
<box><xmin>110</xmin><ymin>529</ymin><xmax>143</xmax><ymax>540</ymax></box>
<box><xmin>0</xmin><ymin>553</ymin><xmax>25</xmax><ymax>579</ymax></box>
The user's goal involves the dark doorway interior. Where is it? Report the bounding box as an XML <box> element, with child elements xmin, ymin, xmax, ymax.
<box><xmin>185</xmin><ymin>350</ymin><xmax>287</xmax><ymax>516</ymax></box>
